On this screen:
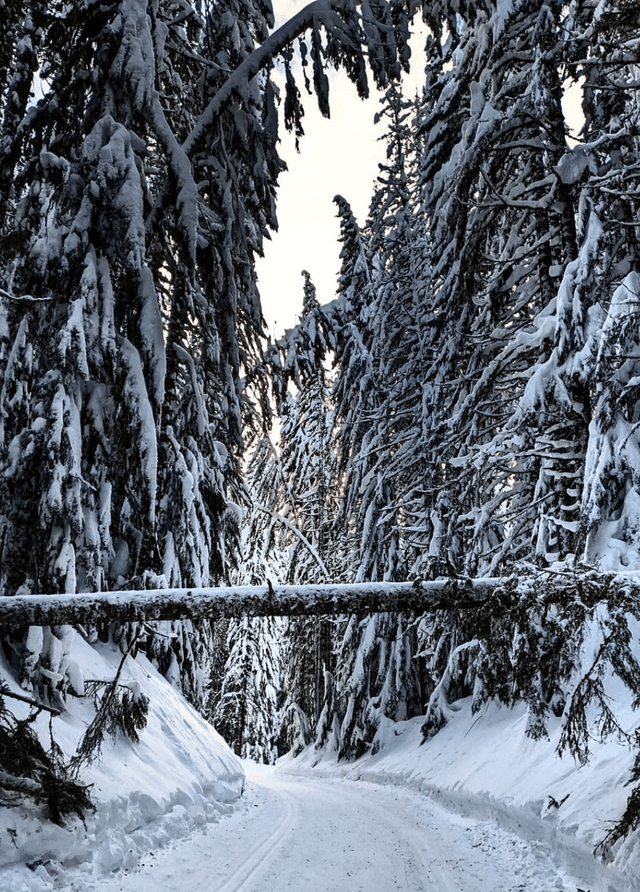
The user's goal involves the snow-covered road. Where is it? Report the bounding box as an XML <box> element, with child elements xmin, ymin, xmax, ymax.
<box><xmin>78</xmin><ymin>764</ymin><xmax>627</xmax><ymax>892</ymax></box>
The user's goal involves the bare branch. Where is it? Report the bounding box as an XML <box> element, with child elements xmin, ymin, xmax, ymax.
<box><xmin>0</xmin><ymin>688</ymin><xmax>61</xmax><ymax>715</ymax></box>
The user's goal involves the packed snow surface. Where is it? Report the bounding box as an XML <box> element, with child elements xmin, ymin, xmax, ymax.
<box><xmin>14</xmin><ymin>759</ymin><xmax>636</xmax><ymax>892</ymax></box>
<box><xmin>2</xmin><ymin>630</ymin><xmax>640</xmax><ymax>891</ymax></box>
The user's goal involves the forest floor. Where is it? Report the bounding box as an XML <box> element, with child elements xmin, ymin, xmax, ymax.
<box><xmin>63</xmin><ymin>762</ymin><xmax>630</xmax><ymax>892</ymax></box>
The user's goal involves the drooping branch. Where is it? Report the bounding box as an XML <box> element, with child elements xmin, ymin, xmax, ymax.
<box><xmin>0</xmin><ymin>688</ymin><xmax>60</xmax><ymax>715</ymax></box>
<box><xmin>255</xmin><ymin>505</ymin><xmax>331</xmax><ymax>579</ymax></box>
<box><xmin>183</xmin><ymin>0</ymin><xmax>413</xmax><ymax>156</ymax></box>
<box><xmin>184</xmin><ymin>0</ymin><xmax>338</xmax><ymax>156</ymax></box>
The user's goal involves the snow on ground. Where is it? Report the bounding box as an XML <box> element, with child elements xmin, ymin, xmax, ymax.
<box><xmin>25</xmin><ymin>760</ymin><xmax>637</xmax><ymax>892</ymax></box>
<box><xmin>282</xmin><ymin>706</ymin><xmax>640</xmax><ymax>891</ymax></box>
<box><xmin>0</xmin><ymin>631</ymin><xmax>244</xmax><ymax>892</ymax></box>
<box><xmin>2</xmin><ymin>629</ymin><xmax>640</xmax><ymax>891</ymax></box>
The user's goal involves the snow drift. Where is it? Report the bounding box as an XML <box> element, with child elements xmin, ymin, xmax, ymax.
<box><xmin>0</xmin><ymin>630</ymin><xmax>244</xmax><ymax>891</ymax></box>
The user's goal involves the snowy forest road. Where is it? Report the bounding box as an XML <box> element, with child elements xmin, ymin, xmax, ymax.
<box><xmin>211</xmin><ymin>768</ymin><xmax>436</xmax><ymax>892</ymax></box>
<box><xmin>78</xmin><ymin>763</ymin><xmax>627</xmax><ymax>892</ymax></box>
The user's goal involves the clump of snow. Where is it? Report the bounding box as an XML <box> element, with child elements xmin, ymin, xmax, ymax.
<box><xmin>0</xmin><ymin>630</ymin><xmax>244</xmax><ymax>891</ymax></box>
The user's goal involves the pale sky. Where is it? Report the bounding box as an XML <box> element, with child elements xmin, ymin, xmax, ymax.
<box><xmin>256</xmin><ymin>2</ymin><xmax>426</xmax><ymax>337</ymax></box>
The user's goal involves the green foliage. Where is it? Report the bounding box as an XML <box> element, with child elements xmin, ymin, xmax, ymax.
<box><xmin>73</xmin><ymin>679</ymin><xmax>149</xmax><ymax>770</ymax></box>
<box><xmin>0</xmin><ymin>688</ymin><xmax>93</xmax><ymax>825</ymax></box>
<box><xmin>421</xmin><ymin>570</ymin><xmax>640</xmax><ymax>770</ymax></box>
<box><xmin>72</xmin><ymin>648</ymin><xmax>149</xmax><ymax>770</ymax></box>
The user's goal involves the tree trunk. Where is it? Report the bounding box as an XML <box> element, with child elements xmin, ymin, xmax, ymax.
<box><xmin>0</xmin><ymin>579</ymin><xmax>505</xmax><ymax>627</ymax></box>
<box><xmin>1</xmin><ymin>572</ymin><xmax>634</xmax><ymax>627</ymax></box>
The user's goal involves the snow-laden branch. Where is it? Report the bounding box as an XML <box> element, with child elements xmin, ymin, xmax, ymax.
<box><xmin>0</xmin><ymin>287</ymin><xmax>52</xmax><ymax>303</ymax></box>
<box><xmin>255</xmin><ymin>505</ymin><xmax>331</xmax><ymax>578</ymax></box>
<box><xmin>1</xmin><ymin>687</ymin><xmax>60</xmax><ymax>715</ymax></box>
<box><xmin>183</xmin><ymin>0</ymin><xmax>355</xmax><ymax>156</ymax></box>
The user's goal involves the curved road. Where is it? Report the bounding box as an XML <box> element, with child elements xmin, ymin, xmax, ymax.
<box><xmin>85</xmin><ymin>765</ymin><xmax>624</xmax><ymax>892</ymax></box>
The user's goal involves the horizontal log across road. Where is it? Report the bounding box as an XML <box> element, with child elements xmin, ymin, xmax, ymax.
<box><xmin>0</xmin><ymin>579</ymin><xmax>506</xmax><ymax>627</ymax></box>
<box><xmin>2</xmin><ymin>572</ymin><xmax>638</xmax><ymax>627</ymax></box>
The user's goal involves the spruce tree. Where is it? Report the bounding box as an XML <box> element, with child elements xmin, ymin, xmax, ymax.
<box><xmin>568</xmin><ymin>0</ymin><xmax>640</xmax><ymax>568</ymax></box>
<box><xmin>0</xmin><ymin>0</ymin><xmax>424</xmax><ymax>711</ymax></box>
<box><xmin>212</xmin><ymin>614</ymin><xmax>281</xmax><ymax>764</ymax></box>
<box><xmin>414</xmin><ymin>1</ymin><xmax>579</xmax><ymax>575</ymax></box>
<box><xmin>316</xmin><ymin>108</ymin><xmax>426</xmax><ymax>758</ymax></box>
<box><xmin>277</xmin><ymin>273</ymin><xmax>338</xmax><ymax>755</ymax></box>
<box><xmin>0</xmin><ymin>0</ymin><xmax>279</xmax><ymax>707</ymax></box>
<box><xmin>414</xmin><ymin>0</ymin><xmax>640</xmax><ymax>743</ymax></box>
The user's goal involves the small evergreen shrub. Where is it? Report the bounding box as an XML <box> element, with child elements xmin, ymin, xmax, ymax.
<box><xmin>0</xmin><ymin>687</ymin><xmax>93</xmax><ymax>825</ymax></box>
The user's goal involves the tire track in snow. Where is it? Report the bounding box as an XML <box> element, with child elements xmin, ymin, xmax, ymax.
<box><xmin>231</xmin><ymin>770</ymin><xmax>441</xmax><ymax>892</ymax></box>
<box><xmin>265</xmin><ymin>771</ymin><xmax>604</xmax><ymax>892</ymax></box>
<box><xmin>211</xmin><ymin>778</ymin><xmax>298</xmax><ymax>892</ymax></box>
<box><xmin>327</xmin><ymin>776</ymin><xmax>490</xmax><ymax>892</ymax></box>
<box><xmin>325</xmin><ymin>778</ymin><xmax>443</xmax><ymax>891</ymax></box>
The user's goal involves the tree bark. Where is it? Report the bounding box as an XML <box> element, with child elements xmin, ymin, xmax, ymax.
<box><xmin>0</xmin><ymin>769</ymin><xmax>41</xmax><ymax>795</ymax></box>
<box><xmin>0</xmin><ymin>579</ymin><xmax>502</xmax><ymax>627</ymax></box>
<box><xmin>1</xmin><ymin>572</ymin><xmax>636</xmax><ymax>628</ymax></box>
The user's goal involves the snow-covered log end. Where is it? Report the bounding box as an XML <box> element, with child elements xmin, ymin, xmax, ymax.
<box><xmin>0</xmin><ymin>630</ymin><xmax>244</xmax><ymax>889</ymax></box>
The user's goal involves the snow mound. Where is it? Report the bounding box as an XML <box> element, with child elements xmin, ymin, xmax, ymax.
<box><xmin>282</xmin><ymin>698</ymin><xmax>640</xmax><ymax>891</ymax></box>
<box><xmin>0</xmin><ymin>632</ymin><xmax>244</xmax><ymax>891</ymax></box>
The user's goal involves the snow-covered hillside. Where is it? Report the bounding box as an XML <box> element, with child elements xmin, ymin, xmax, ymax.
<box><xmin>0</xmin><ymin>630</ymin><xmax>244</xmax><ymax>891</ymax></box>
<box><xmin>2</xmin><ymin>624</ymin><xmax>640</xmax><ymax>892</ymax></box>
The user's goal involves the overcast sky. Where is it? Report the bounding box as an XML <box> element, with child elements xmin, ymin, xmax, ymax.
<box><xmin>256</xmin><ymin>1</ymin><xmax>426</xmax><ymax>337</ymax></box>
<box><xmin>253</xmin><ymin>9</ymin><xmax>582</xmax><ymax>340</ymax></box>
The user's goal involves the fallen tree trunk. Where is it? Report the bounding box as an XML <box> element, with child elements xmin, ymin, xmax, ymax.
<box><xmin>0</xmin><ymin>579</ymin><xmax>504</xmax><ymax>627</ymax></box>
<box><xmin>0</xmin><ymin>769</ymin><xmax>42</xmax><ymax>795</ymax></box>
<box><xmin>1</xmin><ymin>571</ymin><xmax>638</xmax><ymax>627</ymax></box>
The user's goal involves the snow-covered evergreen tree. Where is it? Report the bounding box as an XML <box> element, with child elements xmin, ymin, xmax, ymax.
<box><xmin>203</xmin><ymin>430</ymin><xmax>286</xmax><ymax>762</ymax></box>
<box><xmin>0</xmin><ymin>0</ymin><xmax>265</xmax><ymax>705</ymax></box>
<box><xmin>276</xmin><ymin>273</ymin><xmax>339</xmax><ymax>755</ymax></box>
<box><xmin>314</xmin><ymin>98</ymin><xmax>427</xmax><ymax>758</ymax></box>
<box><xmin>307</xmin><ymin>1</ymin><xmax>640</xmax><ymax>770</ymax></box>
<box><xmin>0</xmin><ymin>0</ymin><xmax>424</xmax><ymax>713</ymax></box>
<box><xmin>212</xmin><ymin>614</ymin><xmax>281</xmax><ymax>764</ymax></box>
<box><xmin>568</xmin><ymin>0</ymin><xmax>640</xmax><ymax>569</ymax></box>
<box><xmin>415</xmin><ymin>1</ymin><xmax>580</xmax><ymax>575</ymax></box>
<box><xmin>412</xmin><ymin>0</ymin><xmax>640</xmax><ymax>746</ymax></box>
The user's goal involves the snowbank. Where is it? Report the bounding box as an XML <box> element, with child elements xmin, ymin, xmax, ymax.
<box><xmin>0</xmin><ymin>632</ymin><xmax>244</xmax><ymax>891</ymax></box>
<box><xmin>281</xmin><ymin>696</ymin><xmax>640</xmax><ymax>889</ymax></box>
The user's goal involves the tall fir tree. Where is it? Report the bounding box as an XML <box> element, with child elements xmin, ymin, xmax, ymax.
<box><xmin>0</xmin><ymin>0</ymin><xmax>423</xmax><ymax>711</ymax></box>
<box><xmin>568</xmin><ymin>0</ymin><xmax>640</xmax><ymax>567</ymax></box>
<box><xmin>277</xmin><ymin>272</ymin><xmax>338</xmax><ymax>755</ymax></box>
<box><xmin>306</xmin><ymin>1</ymin><xmax>640</xmax><ymax>768</ymax></box>
<box><xmin>212</xmin><ymin>614</ymin><xmax>281</xmax><ymax>764</ymax></box>
<box><xmin>315</xmin><ymin>97</ymin><xmax>427</xmax><ymax>758</ymax></box>
<box><xmin>412</xmin><ymin>0</ymin><xmax>640</xmax><ymax>744</ymax></box>
<box><xmin>0</xmin><ymin>0</ymin><xmax>281</xmax><ymax>705</ymax></box>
